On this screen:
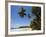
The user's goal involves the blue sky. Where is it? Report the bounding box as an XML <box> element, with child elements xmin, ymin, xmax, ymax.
<box><xmin>11</xmin><ymin>5</ymin><xmax>36</xmax><ymax>28</ymax></box>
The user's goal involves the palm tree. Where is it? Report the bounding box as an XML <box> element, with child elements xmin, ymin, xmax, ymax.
<box><xmin>18</xmin><ymin>7</ymin><xmax>26</xmax><ymax>17</ymax></box>
<box><xmin>30</xmin><ymin>7</ymin><xmax>41</xmax><ymax>30</ymax></box>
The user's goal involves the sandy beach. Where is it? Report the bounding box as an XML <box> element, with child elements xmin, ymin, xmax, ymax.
<box><xmin>11</xmin><ymin>28</ymin><xmax>32</xmax><ymax>32</ymax></box>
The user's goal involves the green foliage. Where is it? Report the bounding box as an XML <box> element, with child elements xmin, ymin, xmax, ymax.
<box><xmin>18</xmin><ymin>7</ymin><xmax>31</xmax><ymax>18</ymax></box>
<box><xmin>30</xmin><ymin>7</ymin><xmax>41</xmax><ymax>30</ymax></box>
<box><xmin>18</xmin><ymin>8</ymin><xmax>26</xmax><ymax>17</ymax></box>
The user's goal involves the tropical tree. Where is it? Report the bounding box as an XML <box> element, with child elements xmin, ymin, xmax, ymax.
<box><xmin>30</xmin><ymin>7</ymin><xmax>41</xmax><ymax>30</ymax></box>
<box><xmin>18</xmin><ymin>7</ymin><xmax>26</xmax><ymax>17</ymax></box>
